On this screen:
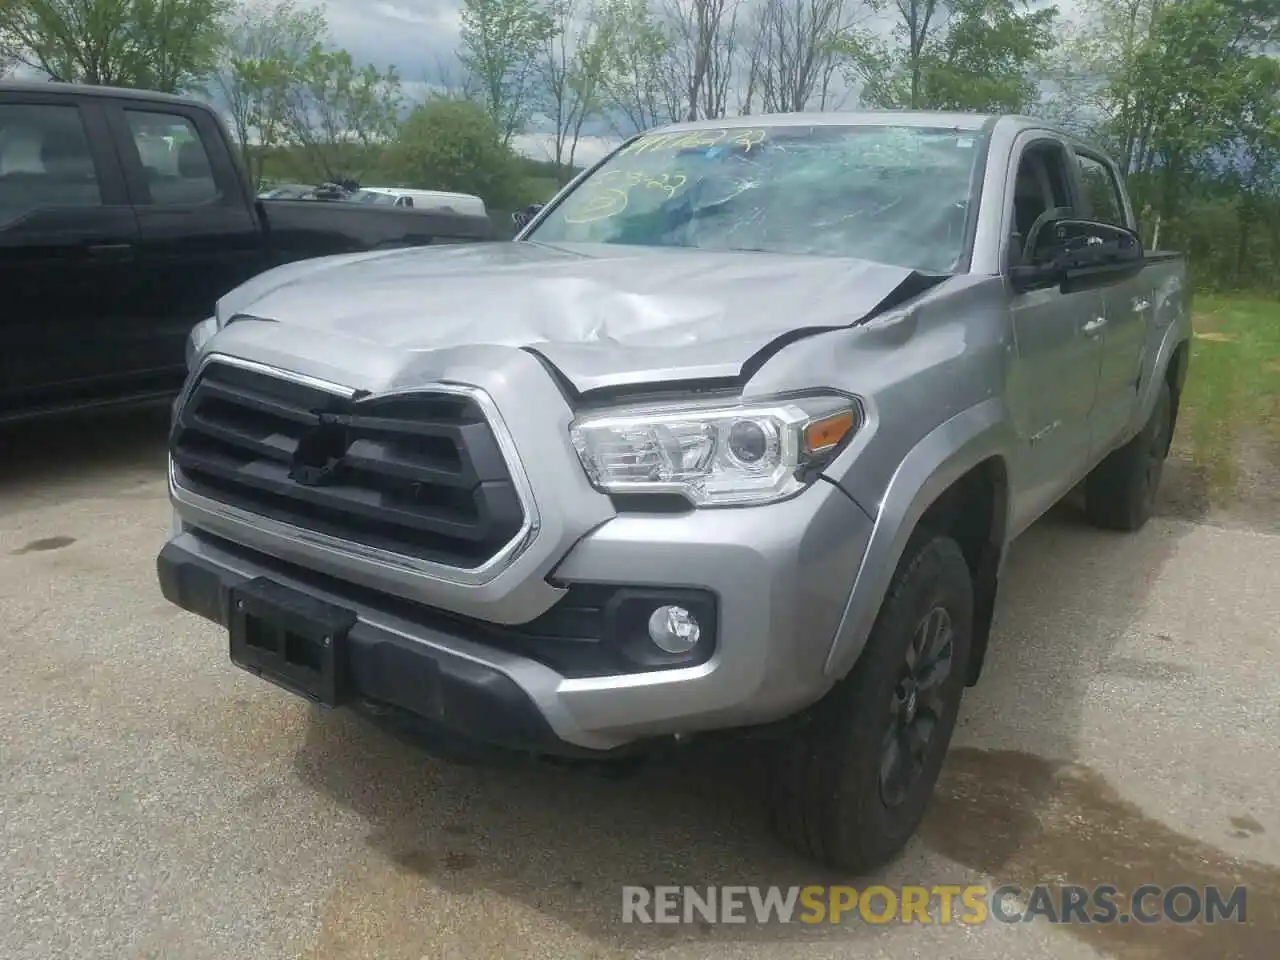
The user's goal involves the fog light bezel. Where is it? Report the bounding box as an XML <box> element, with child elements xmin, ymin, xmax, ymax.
<box><xmin>601</xmin><ymin>587</ymin><xmax>718</xmax><ymax>671</ymax></box>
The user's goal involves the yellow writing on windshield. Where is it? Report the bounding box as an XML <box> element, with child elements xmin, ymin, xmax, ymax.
<box><xmin>564</xmin><ymin>187</ymin><xmax>630</xmax><ymax>224</ymax></box>
<box><xmin>619</xmin><ymin>128</ymin><xmax>767</xmax><ymax>156</ymax></box>
<box><xmin>563</xmin><ymin>170</ymin><xmax>689</xmax><ymax>224</ymax></box>
<box><xmin>599</xmin><ymin>169</ymin><xmax>688</xmax><ymax>197</ymax></box>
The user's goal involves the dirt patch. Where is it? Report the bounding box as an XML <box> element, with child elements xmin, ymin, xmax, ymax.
<box><xmin>1161</xmin><ymin>425</ymin><xmax>1280</xmax><ymax>534</ymax></box>
<box><xmin>1194</xmin><ymin>332</ymin><xmax>1237</xmax><ymax>343</ymax></box>
<box><xmin>1157</xmin><ymin>455</ymin><xmax>1214</xmax><ymax>525</ymax></box>
<box><xmin>1229</xmin><ymin>815</ymin><xmax>1266</xmax><ymax>840</ymax></box>
<box><xmin>924</xmin><ymin>747</ymin><xmax>1280</xmax><ymax>960</ymax></box>
<box><xmin>10</xmin><ymin>535</ymin><xmax>77</xmax><ymax>555</ymax></box>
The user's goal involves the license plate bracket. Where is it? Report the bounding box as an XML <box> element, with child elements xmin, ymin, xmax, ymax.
<box><xmin>228</xmin><ymin>577</ymin><xmax>357</xmax><ymax>707</ymax></box>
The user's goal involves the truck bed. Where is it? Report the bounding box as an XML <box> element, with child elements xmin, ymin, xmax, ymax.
<box><xmin>259</xmin><ymin>199</ymin><xmax>498</xmax><ymax>264</ymax></box>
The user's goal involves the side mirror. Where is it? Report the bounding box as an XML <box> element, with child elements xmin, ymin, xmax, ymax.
<box><xmin>1009</xmin><ymin>260</ymin><xmax>1063</xmax><ymax>293</ymax></box>
<box><xmin>512</xmin><ymin>203</ymin><xmax>544</xmax><ymax>229</ymax></box>
<box><xmin>1011</xmin><ymin>217</ymin><xmax>1145</xmax><ymax>294</ymax></box>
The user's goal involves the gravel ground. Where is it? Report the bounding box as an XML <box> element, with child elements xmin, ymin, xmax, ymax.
<box><xmin>1</xmin><ymin>407</ymin><xmax>1277</xmax><ymax>960</ymax></box>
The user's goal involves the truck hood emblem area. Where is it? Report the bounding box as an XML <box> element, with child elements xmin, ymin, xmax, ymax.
<box><xmin>210</xmin><ymin>241</ymin><xmax>950</xmax><ymax>394</ymax></box>
<box><xmin>289</xmin><ymin>414</ymin><xmax>351</xmax><ymax>487</ymax></box>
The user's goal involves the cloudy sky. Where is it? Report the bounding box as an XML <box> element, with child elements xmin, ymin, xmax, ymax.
<box><xmin>306</xmin><ymin>0</ymin><xmax>1081</xmax><ymax>163</ymax></box>
<box><xmin>319</xmin><ymin>0</ymin><xmax>1078</xmax><ymax>88</ymax></box>
<box><xmin>311</xmin><ymin>0</ymin><xmax>627</xmax><ymax>162</ymax></box>
<box><xmin>320</xmin><ymin>1</ymin><xmax>464</xmax><ymax>95</ymax></box>
<box><xmin>7</xmin><ymin>0</ymin><xmax>1083</xmax><ymax>163</ymax></box>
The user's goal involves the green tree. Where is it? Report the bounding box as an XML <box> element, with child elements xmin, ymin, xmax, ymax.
<box><xmin>918</xmin><ymin>0</ymin><xmax>1056</xmax><ymax>112</ymax></box>
<box><xmin>213</xmin><ymin>0</ymin><xmax>326</xmax><ymax>187</ymax></box>
<box><xmin>842</xmin><ymin>0</ymin><xmax>1056</xmax><ymax>112</ymax></box>
<box><xmin>0</xmin><ymin>0</ymin><xmax>232</xmax><ymax>92</ymax></box>
<box><xmin>536</xmin><ymin>0</ymin><xmax>609</xmax><ymax>180</ymax></box>
<box><xmin>1226</xmin><ymin>55</ymin><xmax>1280</xmax><ymax>286</ymax></box>
<box><xmin>281</xmin><ymin>45</ymin><xmax>402</xmax><ymax>183</ymax></box>
<box><xmin>383</xmin><ymin>96</ymin><xmax>527</xmax><ymax>208</ymax></box>
<box><xmin>594</xmin><ymin>0</ymin><xmax>682</xmax><ymax>132</ymax></box>
<box><xmin>1111</xmin><ymin>0</ymin><xmax>1273</xmax><ymax>216</ymax></box>
<box><xmin>459</xmin><ymin>0</ymin><xmax>554</xmax><ymax>146</ymax></box>
<box><xmin>0</xmin><ymin>22</ymin><xmax>15</xmax><ymax>75</ymax></box>
<box><xmin>1046</xmin><ymin>0</ymin><xmax>1280</xmax><ymax>291</ymax></box>
<box><xmin>849</xmin><ymin>0</ymin><xmax>944</xmax><ymax>110</ymax></box>
<box><xmin>739</xmin><ymin>0</ymin><xmax>854</xmax><ymax>115</ymax></box>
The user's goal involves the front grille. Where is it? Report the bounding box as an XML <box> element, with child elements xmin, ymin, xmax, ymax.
<box><xmin>170</xmin><ymin>360</ymin><xmax>527</xmax><ymax>569</ymax></box>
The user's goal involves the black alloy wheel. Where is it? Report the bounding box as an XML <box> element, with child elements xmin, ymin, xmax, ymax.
<box><xmin>880</xmin><ymin>605</ymin><xmax>955</xmax><ymax>808</ymax></box>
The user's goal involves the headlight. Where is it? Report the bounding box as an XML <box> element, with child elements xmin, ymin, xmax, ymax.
<box><xmin>569</xmin><ymin>393</ymin><xmax>861</xmax><ymax>506</ymax></box>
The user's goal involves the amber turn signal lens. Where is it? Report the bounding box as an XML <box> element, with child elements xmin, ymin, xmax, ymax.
<box><xmin>803</xmin><ymin>409</ymin><xmax>856</xmax><ymax>454</ymax></box>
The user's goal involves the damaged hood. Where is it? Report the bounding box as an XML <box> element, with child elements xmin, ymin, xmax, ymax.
<box><xmin>215</xmin><ymin>240</ymin><xmax>948</xmax><ymax>394</ymax></box>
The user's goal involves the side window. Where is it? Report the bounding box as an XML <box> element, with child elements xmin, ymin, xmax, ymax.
<box><xmin>124</xmin><ymin>109</ymin><xmax>219</xmax><ymax>205</ymax></box>
<box><xmin>1077</xmin><ymin>154</ymin><xmax>1126</xmax><ymax>228</ymax></box>
<box><xmin>0</xmin><ymin>102</ymin><xmax>103</xmax><ymax>216</ymax></box>
<box><xmin>1010</xmin><ymin>141</ymin><xmax>1074</xmax><ymax>265</ymax></box>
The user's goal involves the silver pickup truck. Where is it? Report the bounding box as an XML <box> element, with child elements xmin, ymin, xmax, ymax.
<box><xmin>157</xmin><ymin>111</ymin><xmax>1191</xmax><ymax>871</ymax></box>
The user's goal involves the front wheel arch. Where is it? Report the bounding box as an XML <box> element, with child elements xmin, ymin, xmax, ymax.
<box><xmin>823</xmin><ymin>400</ymin><xmax>1013</xmax><ymax>683</ymax></box>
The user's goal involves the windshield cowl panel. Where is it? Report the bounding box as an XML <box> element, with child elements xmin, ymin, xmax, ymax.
<box><xmin>526</xmin><ymin>123</ymin><xmax>986</xmax><ymax>275</ymax></box>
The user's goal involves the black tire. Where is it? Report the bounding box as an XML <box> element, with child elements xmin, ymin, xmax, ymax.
<box><xmin>769</xmin><ymin>534</ymin><xmax>974</xmax><ymax>872</ymax></box>
<box><xmin>1084</xmin><ymin>380</ymin><xmax>1173</xmax><ymax>532</ymax></box>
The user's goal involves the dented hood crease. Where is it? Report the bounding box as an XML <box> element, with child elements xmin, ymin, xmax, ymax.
<box><xmin>213</xmin><ymin>241</ymin><xmax>949</xmax><ymax>393</ymax></box>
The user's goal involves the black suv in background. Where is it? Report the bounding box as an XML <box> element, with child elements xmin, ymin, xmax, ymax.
<box><xmin>0</xmin><ymin>81</ymin><xmax>496</xmax><ymax>424</ymax></box>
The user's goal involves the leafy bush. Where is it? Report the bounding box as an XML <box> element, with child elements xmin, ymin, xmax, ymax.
<box><xmin>382</xmin><ymin>97</ymin><xmax>531</xmax><ymax>210</ymax></box>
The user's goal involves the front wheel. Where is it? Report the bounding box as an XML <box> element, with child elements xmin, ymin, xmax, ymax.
<box><xmin>769</xmin><ymin>534</ymin><xmax>973</xmax><ymax>872</ymax></box>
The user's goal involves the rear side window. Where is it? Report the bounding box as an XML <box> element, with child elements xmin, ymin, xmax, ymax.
<box><xmin>0</xmin><ymin>103</ymin><xmax>103</xmax><ymax>216</ymax></box>
<box><xmin>124</xmin><ymin>109</ymin><xmax>219</xmax><ymax>205</ymax></box>
<box><xmin>1077</xmin><ymin>154</ymin><xmax>1126</xmax><ymax>227</ymax></box>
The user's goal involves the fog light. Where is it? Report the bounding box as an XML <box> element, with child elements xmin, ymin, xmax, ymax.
<box><xmin>647</xmin><ymin>605</ymin><xmax>701</xmax><ymax>654</ymax></box>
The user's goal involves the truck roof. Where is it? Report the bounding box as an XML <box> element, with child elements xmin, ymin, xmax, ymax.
<box><xmin>634</xmin><ymin>110</ymin><xmax>1092</xmax><ymax>142</ymax></box>
<box><xmin>634</xmin><ymin>110</ymin><xmax>1103</xmax><ymax>163</ymax></box>
<box><xmin>0</xmin><ymin>79</ymin><xmax>207</xmax><ymax>109</ymax></box>
<box><xmin>641</xmin><ymin>110</ymin><xmax>1000</xmax><ymax>134</ymax></box>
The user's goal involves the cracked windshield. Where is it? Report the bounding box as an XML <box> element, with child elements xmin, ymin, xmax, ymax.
<box><xmin>530</xmin><ymin>124</ymin><xmax>983</xmax><ymax>272</ymax></box>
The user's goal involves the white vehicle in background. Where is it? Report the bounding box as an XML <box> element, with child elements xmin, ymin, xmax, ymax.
<box><xmin>355</xmin><ymin>186</ymin><xmax>487</xmax><ymax>217</ymax></box>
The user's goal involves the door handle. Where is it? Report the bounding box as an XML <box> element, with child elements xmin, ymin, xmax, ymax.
<box><xmin>86</xmin><ymin>242</ymin><xmax>135</xmax><ymax>261</ymax></box>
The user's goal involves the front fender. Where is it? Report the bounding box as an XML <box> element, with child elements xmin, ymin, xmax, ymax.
<box><xmin>185</xmin><ymin>316</ymin><xmax>218</xmax><ymax>372</ymax></box>
<box><xmin>823</xmin><ymin>397</ymin><xmax>1015</xmax><ymax>679</ymax></box>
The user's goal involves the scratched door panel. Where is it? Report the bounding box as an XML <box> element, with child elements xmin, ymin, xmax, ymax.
<box><xmin>1007</xmin><ymin>285</ymin><xmax>1105</xmax><ymax>533</ymax></box>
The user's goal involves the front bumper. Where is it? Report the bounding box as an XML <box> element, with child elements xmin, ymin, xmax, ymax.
<box><xmin>157</xmin><ymin>538</ymin><xmax>605</xmax><ymax>758</ymax></box>
<box><xmin>158</xmin><ymin>477</ymin><xmax>873</xmax><ymax>755</ymax></box>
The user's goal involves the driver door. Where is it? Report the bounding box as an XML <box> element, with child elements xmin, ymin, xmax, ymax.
<box><xmin>1005</xmin><ymin>136</ymin><xmax>1106</xmax><ymax>534</ymax></box>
